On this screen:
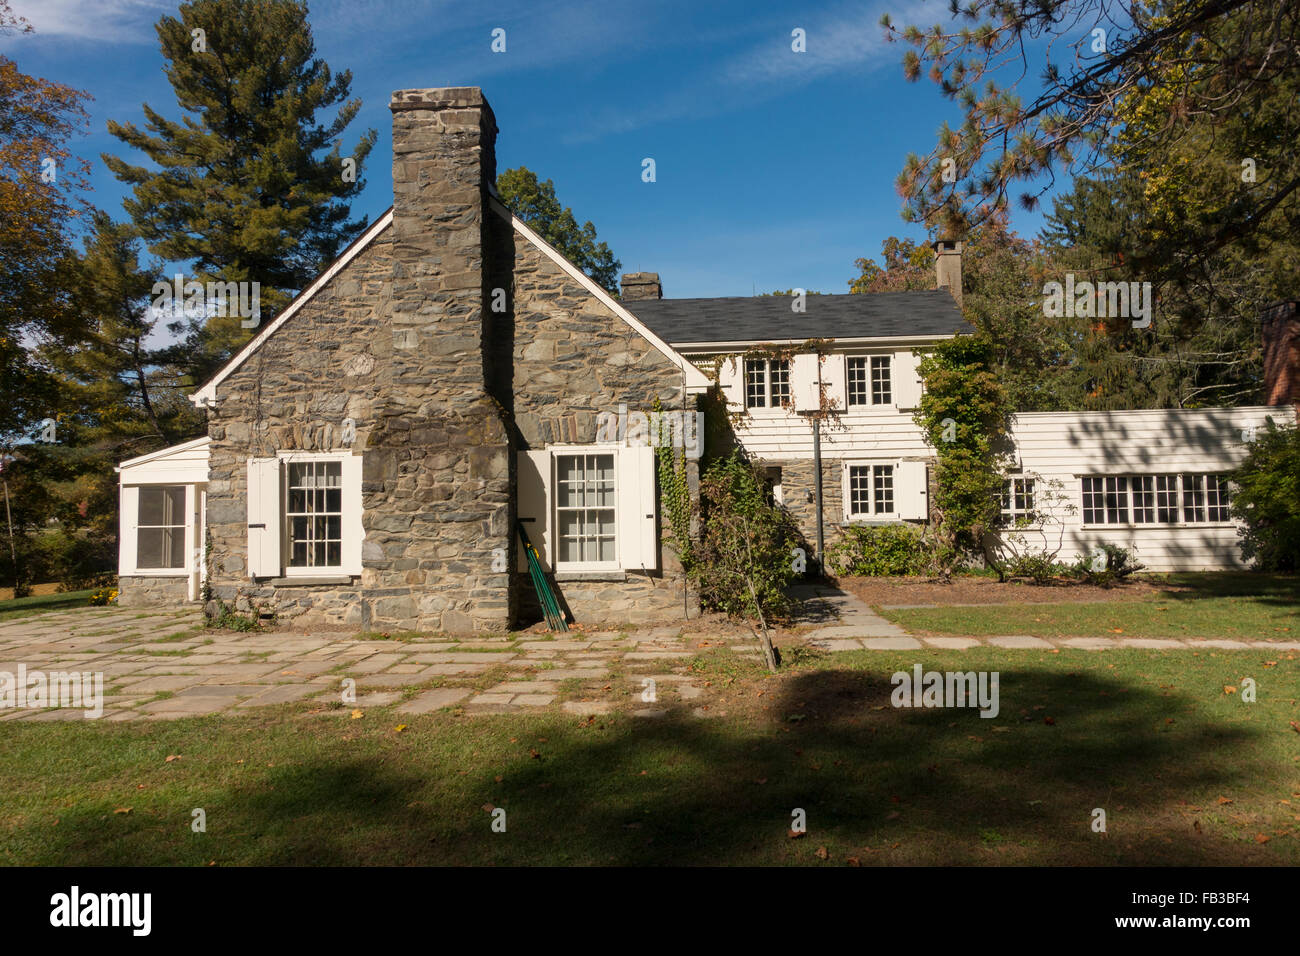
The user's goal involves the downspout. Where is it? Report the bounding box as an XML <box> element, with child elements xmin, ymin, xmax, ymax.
<box><xmin>812</xmin><ymin>415</ymin><xmax>824</xmax><ymax>574</ymax></box>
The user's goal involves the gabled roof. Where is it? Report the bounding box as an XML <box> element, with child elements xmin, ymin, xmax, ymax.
<box><xmin>115</xmin><ymin>436</ymin><xmax>211</xmax><ymax>473</ymax></box>
<box><xmin>490</xmin><ymin>197</ymin><xmax>709</xmax><ymax>389</ymax></box>
<box><xmin>623</xmin><ymin>290</ymin><xmax>969</xmax><ymax>348</ymax></box>
<box><xmin>190</xmin><ymin>200</ymin><xmax>710</xmax><ymax>405</ymax></box>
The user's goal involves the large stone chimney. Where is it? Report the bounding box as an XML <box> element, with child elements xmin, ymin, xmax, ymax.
<box><xmin>933</xmin><ymin>239</ymin><xmax>963</xmax><ymax>308</ymax></box>
<box><xmin>1261</xmin><ymin>299</ymin><xmax>1300</xmax><ymax>416</ymax></box>
<box><xmin>621</xmin><ymin>272</ymin><xmax>662</xmax><ymax>301</ymax></box>
<box><xmin>375</xmin><ymin>87</ymin><xmax>514</xmax><ymax>632</ymax></box>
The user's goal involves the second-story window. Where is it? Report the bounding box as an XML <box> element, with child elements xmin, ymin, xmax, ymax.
<box><xmin>745</xmin><ymin>358</ymin><xmax>791</xmax><ymax>409</ymax></box>
<box><xmin>847</xmin><ymin>356</ymin><xmax>893</xmax><ymax>406</ymax></box>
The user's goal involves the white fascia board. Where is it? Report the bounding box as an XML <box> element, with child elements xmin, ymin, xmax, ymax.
<box><xmin>490</xmin><ymin>197</ymin><xmax>710</xmax><ymax>390</ymax></box>
<box><xmin>675</xmin><ymin>333</ymin><xmax>958</xmax><ymax>354</ymax></box>
<box><xmin>189</xmin><ymin>210</ymin><xmax>395</xmax><ymax>407</ymax></box>
<box><xmin>115</xmin><ymin>436</ymin><xmax>212</xmax><ymax>474</ymax></box>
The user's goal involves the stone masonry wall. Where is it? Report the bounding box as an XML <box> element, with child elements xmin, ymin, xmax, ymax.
<box><xmin>118</xmin><ymin>576</ymin><xmax>191</xmax><ymax>608</ymax></box>
<box><xmin>507</xmin><ymin>219</ymin><xmax>696</xmax><ymax>624</ymax></box>
<box><xmin>205</xmin><ymin>89</ymin><xmax>513</xmax><ymax>633</ymax></box>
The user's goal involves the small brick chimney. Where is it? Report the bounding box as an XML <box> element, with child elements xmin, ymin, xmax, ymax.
<box><xmin>1261</xmin><ymin>299</ymin><xmax>1300</xmax><ymax>415</ymax></box>
<box><xmin>932</xmin><ymin>239</ymin><xmax>963</xmax><ymax>308</ymax></box>
<box><xmin>621</xmin><ymin>272</ymin><xmax>662</xmax><ymax>301</ymax></box>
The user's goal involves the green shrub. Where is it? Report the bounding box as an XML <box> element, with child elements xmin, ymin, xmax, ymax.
<box><xmin>692</xmin><ymin>453</ymin><xmax>799</xmax><ymax>625</ymax></box>
<box><xmin>828</xmin><ymin>524</ymin><xmax>944</xmax><ymax>576</ymax></box>
<box><xmin>1231</xmin><ymin>421</ymin><xmax>1300</xmax><ymax>571</ymax></box>
<box><xmin>1002</xmin><ymin>549</ymin><xmax>1071</xmax><ymax>584</ymax></box>
<box><xmin>1073</xmin><ymin>544</ymin><xmax>1145</xmax><ymax>586</ymax></box>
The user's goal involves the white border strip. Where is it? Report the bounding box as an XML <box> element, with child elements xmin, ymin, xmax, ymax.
<box><xmin>490</xmin><ymin>197</ymin><xmax>710</xmax><ymax>389</ymax></box>
<box><xmin>115</xmin><ymin>436</ymin><xmax>212</xmax><ymax>472</ymax></box>
<box><xmin>190</xmin><ymin>209</ymin><xmax>395</xmax><ymax>406</ymax></box>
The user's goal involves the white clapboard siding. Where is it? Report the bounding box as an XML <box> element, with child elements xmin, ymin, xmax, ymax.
<box><xmin>990</xmin><ymin>406</ymin><xmax>1288</xmax><ymax>571</ymax></box>
<box><xmin>791</xmin><ymin>353</ymin><xmax>821</xmax><ymax>412</ymax></box>
<box><xmin>733</xmin><ymin>408</ymin><xmax>932</xmax><ymax>459</ymax></box>
<box><xmin>246</xmin><ymin>457</ymin><xmax>282</xmax><ymax>578</ymax></box>
<box><xmin>618</xmin><ymin>444</ymin><xmax>659</xmax><ymax>571</ymax></box>
<box><xmin>340</xmin><ymin>454</ymin><xmax>364</xmax><ymax>576</ymax></box>
<box><xmin>517</xmin><ymin>450</ymin><xmax>552</xmax><ymax>572</ymax></box>
<box><xmin>893</xmin><ymin>351</ymin><xmax>923</xmax><ymax>410</ymax></box>
<box><xmin>1009</xmin><ymin>406</ymin><xmax>1283</xmax><ymax>472</ymax></box>
<box><xmin>894</xmin><ymin>460</ymin><xmax>929</xmax><ymax>519</ymax></box>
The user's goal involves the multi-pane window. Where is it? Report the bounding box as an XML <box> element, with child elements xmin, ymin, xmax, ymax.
<box><xmin>849</xmin><ymin>464</ymin><xmax>894</xmax><ymax>517</ymax></box>
<box><xmin>1000</xmin><ymin>478</ymin><xmax>1035</xmax><ymax>522</ymax></box>
<box><xmin>137</xmin><ymin>486</ymin><xmax>186</xmax><ymax>569</ymax></box>
<box><xmin>287</xmin><ymin>461</ymin><xmax>342</xmax><ymax>568</ymax></box>
<box><xmin>1132</xmin><ymin>475</ymin><xmax>1179</xmax><ymax>523</ymax></box>
<box><xmin>744</xmin><ymin>359</ymin><xmax>791</xmax><ymax>409</ymax></box>
<box><xmin>1082</xmin><ymin>474</ymin><xmax>1231</xmax><ymax>525</ymax></box>
<box><xmin>1081</xmin><ymin>476</ymin><xmax>1129</xmax><ymax>524</ymax></box>
<box><xmin>871</xmin><ymin>356</ymin><xmax>892</xmax><ymax>404</ymax></box>
<box><xmin>847</xmin><ymin>356</ymin><xmax>893</xmax><ymax>406</ymax></box>
<box><xmin>555</xmin><ymin>453</ymin><xmax>617</xmax><ymax>565</ymax></box>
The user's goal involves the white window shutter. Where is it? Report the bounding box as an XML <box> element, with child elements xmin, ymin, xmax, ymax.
<box><xmin>894</xmin><ymin>350</ymin><xmax>923</xmax><ymax>410</ymax></box>
<box><xmin>791</xmin><ymin>353</ymin><xmax>821</xmax><ymax>412</ymax></box>
<box><xmin>821</xmin><ymin>353</ymin><xmax>846</xmax><ymax>412</ymax></box>
<box><xmin>341</xmin><ymin>454</ymin><xmax>364</xmax><ymax>576</ymax></box>
<box><xmin>517</xmin><ymin>450</ymin><xmax>551</xmax><ymax>572</ymax></box>
<box><xmin>617</xmin><ymin>445</ymin><xmax>658</xmax><ymax>571</ymax></box>
<box><xmin>716</xmin><ymin>356</ymin><xmax>743</xmax><ymax>409</ymax></box>
<box><xmin>895</xmin><ymin>461</ymin><xmax>929</xmax><ymax>519</ymax></box>
<box><xmin>119</xmin><ymin>485</ymin><xmax>138</xmax><ymax>574</ymax></box>
<box><xmin>246</xmin><ymin>457</ymin><xmax>282</xmax><ymax>578</ymax></box>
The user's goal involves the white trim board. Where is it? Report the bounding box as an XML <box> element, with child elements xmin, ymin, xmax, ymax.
<box><xmin>190</xmin><ymin>210</ymin><xmax>395</xmax><ymax>407</ymax></box>
<box><xmin>489</xmin><ymin>197</ymin><xmax>711</xmax><ymax>391</ymax></box>
<box><xmin>116</xmin><ymin>437</ymin><xmax>212</xmax><ymax>474</ymax></box>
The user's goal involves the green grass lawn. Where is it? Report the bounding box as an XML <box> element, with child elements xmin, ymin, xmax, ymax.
<box><xmin>882</xmin><ymin>596</ymin><xmax>1299</xmax><ymax>639</ymax></box>
<box><xmin>880</xmin><ymin>574</ymin><xmax>1300</xmax><ymax>639</ymax></box>
<box><xmin>0</xmin><ymin>590</ymin><xmax>94</xmax><ymax>622</ymax></box>
<box><xmin>2</xmin><ymin>647</ymin><xmax>1296</xmax><ymax>865</ymax></box>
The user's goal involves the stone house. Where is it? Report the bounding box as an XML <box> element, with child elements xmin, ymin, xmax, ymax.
<box><xmin>115</xmin><ymin>85</ymin><xmax>1300</xmax><ymax>627</ymax></box>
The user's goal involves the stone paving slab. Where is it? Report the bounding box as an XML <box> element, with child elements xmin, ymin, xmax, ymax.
<box><xmin>396</xmin><ymin>688</ymin><xmax>472</xmax><ymax>714</ymax></box>
<box><xmin>986</xmin><ymin>635</ymin><xmax>1055</xmax><ymax>649</ymax></box>
<box><xmin>921</xmin><ymin>637</ymin><xmax>982</xmax><ymax>649</ymax></box>
<box><xmin>861</xmin><ymin>636</ymin><xmax>923</xmax><ymax>650</ymax></box>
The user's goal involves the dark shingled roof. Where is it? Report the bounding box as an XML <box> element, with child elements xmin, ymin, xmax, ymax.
<box><xmin>624</xmin><ymin>290</ymin><xmax>968</xmax><ymax>346</ymax></box>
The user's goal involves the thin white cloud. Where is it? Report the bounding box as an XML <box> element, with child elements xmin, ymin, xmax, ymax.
<box><xmin>7</xmin><ymin>0</ymin><xmax>173</xmax><ymax>43</ymax></box>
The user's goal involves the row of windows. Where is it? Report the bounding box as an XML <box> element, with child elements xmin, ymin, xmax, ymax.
<box><xmin>743</xmin><ymin>356</ymin><xmax>894</xmax><ymax>409</ymax></box>
<box><xmin>1000</xmin><ymin>474</ymin><xmax>1233</xmax><ymax>526</ymax></box>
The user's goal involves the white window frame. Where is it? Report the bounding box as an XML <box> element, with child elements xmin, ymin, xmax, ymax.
<box><xmin>275</xmin><ymin>450</ymin><xmax>358</xmax><ymax>578</ymax></box>
<box><xmin>999</xmin><ymin>477</ymin><xmax>1036</xmax><ymax>525</ymax></box>
<box><xmin>129</xmin><ymin>484</ymin><xmax>195</xmax><ymax>575</ymax></box>
<box><xmin>552</xmin><ymin>448</ymin><xmax>620</xmax><ymax>572</ymax></box>
<box><xmin>845</xmin><ymin>354</ymin><xmax>894</xmax><ymax>408</ymax></box>
<box><xmin>1080</xmin><ymin>473</ymin><xmax>1234</xmax><ymax>528</ymax></box>
<box><xmin>744</xmin><ymin>358</ymin><xmax>791</xmax><ymax>410</ymax></box>
<box><xmin>844</xmin><ymin>461</ymin><xmax>897</xmax><ymax>521</ymax></box>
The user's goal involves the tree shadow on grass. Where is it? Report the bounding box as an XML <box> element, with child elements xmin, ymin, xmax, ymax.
<box><xmin>14</xmin><ymin>665</ymin><xmax>1289</xmax><ymax>866</ymax></box>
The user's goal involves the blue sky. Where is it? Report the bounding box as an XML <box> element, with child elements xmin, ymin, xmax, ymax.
<box><xmin>5</xmin><ymin>0</ymin><xmax>1065</xmax><ymax>298</ymax></box>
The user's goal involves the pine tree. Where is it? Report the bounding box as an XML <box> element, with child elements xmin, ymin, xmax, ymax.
<box><xmin>103</xmin><ymin>0</ymin><xmax>376</xmax><ymax>377</ymax></box>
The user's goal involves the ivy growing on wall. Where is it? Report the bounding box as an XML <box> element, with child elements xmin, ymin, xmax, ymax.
<box><xmin>913</xmin><ymin>333</ymin><xmax>1015</xmax><ymax>573</ymax></box>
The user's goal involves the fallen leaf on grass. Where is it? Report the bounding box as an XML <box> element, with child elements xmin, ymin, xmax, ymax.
<box><xmin>1223</xmin><ymin>686</ymin><xmax>1236</xmax><ymax>695</ymax></box>
<box><xmin>787</xmin><ymin>830</ymin><xmax>805</xmax><ymax>840</ymax></box>
<box><xmin>113</xmin><ymin>807</ymin><xmax>131</xmax><ymax>815</ymax></box>
<box><xmin>815</xmin><ymin>846</ymin><xmax>829</xmax><ymax>860</ymax></box>
<box><xmin>164</xmin><ymin>754</ymin><xmax>182</xmax><ymax>763</ymax></box>
<box><xmin>1217</xmin><ymin>796</ymin><xmax>1234</xmax><ymax>805</ymax></box>
<box><xmin>393</xmin><ymin>724</ymin><xmax>407</xmax><ymax>733</ymax></box>
<box><xmin>1255</xmin><ymin>834</ymin><xmax>1271</xmax><ymax>844</ymax></box>
<box><xmin>846</xmin><ymin>856</ymin><xmax>861</xmax><ymax>867</ymax></box>
<box><xmin>350</xmin><ymin>709</ymin><xmax>364</xmax><ymax>718</ymax></box>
